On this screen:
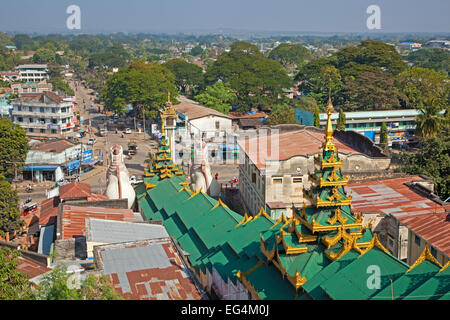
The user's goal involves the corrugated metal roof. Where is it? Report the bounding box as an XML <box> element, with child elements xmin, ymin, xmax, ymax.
<box><xmin>61</xmin><ymin>205</ymin><xmax>136</xmax><ymax>239</ymax></box>
<box><xmin>86</xmin><ymin>218</ymin><xmax>168</xmax><ymax>243</ymax></box>
<box><xmin>37</xmin><ymin>224</ymin><xmax>55</xmax><ymax>255</ymax></box>
<box><xmin>319</xmin><ymin>109</ymin><xmax>421</xmax><ymax>121</ymax></box>
<box><xmin>97</xmin><ymin>239</ymin><xmax>202</xmax><ymax>300</ymax></box>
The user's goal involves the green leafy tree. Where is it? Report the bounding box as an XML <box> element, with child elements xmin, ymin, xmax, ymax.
<box><xmin>380</xmin><ymin>122</ymin><xmax>388</xmax><ymax>150</ymax></box>
<box><xmin>266</xmin><ymin>104</ymin><xmax>296</xmax><ymax>125</ymax></box>
<box><xmin>314</xmin><ymin>107</ymin><xmax>321</xmax><ymax>128</ymax></box>
<box><xmin>164</xmin><ymin>58</ymin><xmax>204</xmax><ymax>94</ymax></box>
<box><xmin>337</xmin><ymin>109</ymin><xmax>346</xmax><ymax>130</ymax></box>
<box><xmin>268</xmin><ymin>43</ymin><xmax>311</xmax><ymax>70</ymax></box>
<box><xmin>194</xmin><ymin>81</ymin><xmax>236</xmax><ymax>114</ymax></box>
<box><xmin>342</xmin><ymin>70</ymin><xmax>401</xmax><ymax>110</ymax></box>
<box><xmin>101</xmin><ymin>61</ymin><xmax>178</xmax><ymax>119</ymax></box>
<box><xmin>0</xmin><ymin>247</ymin><xmax>34</xmax><ymax>300</ymax></box>
<box><xmin>396</xmin><ymin>67</ymin><xmax>449</xmax><ymax>109</ymax></box>
<box><xmin>190</xmin><ymin>45</ymin><xmax>203</xmax><ymax>57</ymax></box>
<box><xmin>0</xmin><ymin>117</ymin><xmax>29</xmax><ymax>179</ymax></box>
<box><xmin>49</xmin><ymin>78</ymin><xmax>74</xmax><ymax>96</ymax></box>
<box><xmin>36</xmin><ymin>266</ymin><xmax>123</xmax><ymax>300</ymax></box>
<box><xmin>407</xmin><ymin>48</ymin><xmax>450</xmax><ymax>76</ymax></box>
<box><xmin>415</xmin><ymin>105</ymin><xmax>447</xmax><ymax>139</ymax></box>
<box><xmin>399</xmin><ymin>132</ymin><xmax>450</xmax><ymax>199</ymax></box>
<box><xmin>0</xmin><ymin>176</ymin><xmax>23</xmax><ymax>236</ymax></box>
<box><xmin>32</xmin><ymin>47</ymin><xmax>57</xmax><ymax>64</ymax></box>
<box><xmin>205</xmin><ymin>41</ymin><xmax>291</xmax><ymax>111</ymax></box>
<box><xmin>292</xmin><ymin>96</ymin><xmax>318</xmax><ymax>112</ymax></box>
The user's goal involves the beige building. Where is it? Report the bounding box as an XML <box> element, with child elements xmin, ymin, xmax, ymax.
<box><xmin>238</xmin><ymin>125</ymin><xmax>390</xmax><ymax>218</ymax></box>
<box><xmin>11</xmin><ymin>80</ymin><xmax>53</xmax><ymax>95</ymax></box>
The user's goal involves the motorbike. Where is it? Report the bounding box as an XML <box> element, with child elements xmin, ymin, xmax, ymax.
<box><xmin>25</xmin><ymin>187</ymin><xmax>33</xmax><ymax>193</ymax></box>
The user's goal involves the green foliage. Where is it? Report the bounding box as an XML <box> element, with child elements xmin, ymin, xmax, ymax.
<box><xmin>399</xmin><ymin>132</ymin><xmax>450</xmax><ymax>199</ymax></box>
<box><xmin>414</xmin><ymin>106</ymin><xmax>447</xmax><ymax>139</ymax></box>
<box><xmin>0</xmin><ymin>177</ymin><xmax>23</xmax><ymax>235</ymax></box>
<box><xmin>0</xmin><ymin>80</ymin><xmax>9</xmax><ymax>88</ymax></box>
<box><xmin>194</xmin><ymin>81</ymin><xmax>236</xmax><ymax>114</ymax></box>
<box><xmin>101</xmin><ymin>61</ymin><xmax>178</xmax><ymax>119</ymax></box>
<box><xmin>407</xmin><ymin>48</ymin><xmax>450</xmax><ymax>76</ymax></box>
<box><xmin>396</xmin><ymin>67</ymin><xmax>449</xmax><ymax>109</ymax></box>
<box><xmin>314</xmin><ymin>107</ymin><xmax>321</xmax><ymax>128</ymax></box>
<box><xmin>268</xmin><ymin>43</ymin><xmax>311</xmax><ymax>69</ymax></box>
<box><xmin>36</xmin><ymin>266</ymin><xmax>123</xmax><ymax>300</ymax></box>
<box><xmin>0</xmin><ymin>247</ymin><xmax>34</xmax><ymax>300</ymax></box>
<box><xmin>32</xmin><ymin>47</ymin><xmax>58</xmax><ymax>64</ymax></box>
<box><xmin>0</xmin><ymin>117</ymin><xmax>29</xmax><ymax>179</ymax></box>
<box><xmin>266</xmin><ymin>104</ymin><xmax>296</xmax><ymax>125</ymax></box>
<box><xmin>50</xmin><ymin>78</ymin><xmax>74</xmax><ymax>96</ymax></box>
<box><xmin>337</xmin><ymin>109</ymin><xmax>346</xmax><ymax>130</ymax></box>
<box><xmin>380</xmin><ymin>122</ymin><xmax>388</xmax><ymax>151</ymax></box>
<box><xmin>88</xmin><ymin>43</ymin><xmax>129</xmax><ymax>69</ymax></box>
<box><xmin>292</xmin><ymin>96</ymin><xmax>318</xmax><ymax>112</ymax></box>
<box><xmin>164</xmin><ymin>58</ymin><xmax>204</xmax><ymax>93</ymax></box>
<box><xmin>205</xmin><ymin>41</ymin><xmax>290</xmax><ymax>111</ymax></box>
<box><xmin>190</xmin><ymin>45</ymin><xmax>203</xmax><ymax>57</ymax></box>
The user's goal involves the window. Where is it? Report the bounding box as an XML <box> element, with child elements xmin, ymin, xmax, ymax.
<box><xmin>17</xmin><ymin>106</ymin><xmax>22</xmax><ymax>111</ymax></box>
<box><xmin>29</xmin><ymin>107</ymin><xmax>33</xmax><ymax>112</ymax></box>
<box><xmin>293</xmin><ymin>177</ymin><xmax>303</xmax><ymax>183</ymax></box>
<box><xmin>40</xmin><ymin>107</ymin><xmax>44</xmax><ymax>113</ymax></box>
<box><xmin>273</xmin><ymin>177</ymin><xmax>283</xmax><ymax>184</ymax></box>
<box><xmin>32</xmin><ymin>87</ymin><xmax>36</xmax><ymax>93</ymax></box>
<box><xmin>52</xmin><ymin>119</ymin><xmax>57</xmax><ymax>124</ymax></box>
<box><xmin>29</xmin><ymin>118</ymin><xmax>33</xmax><ymax>123</ymax></box>
<box><xmin>52</xmin><ymin>108</ymin><xmax>56</xmax><ymax>113</ymax></box>
<box><xmin>18</xmin><ymin>117</ymin><xmax>23</xmax><ymax>122</ymax></box>
<box><xmin>28</xmin><ymin>128</ymin><xmax>34</xmax><ymax>133</ymax></box>
<box><xmin>40</xmin><ymin>129</ymin><xmax>45</xmax><ymax>133</ymax></box>
<box><xmin>252</xmin><ymin>173</ymin><xmax>256</xmax><ymax>184</ymax></box>
<box><xmin>388</xmin><ymin>238</ymin><xmax>394</xmax><ymax>247</ymax></box>
<box><xmin>376</xmin><ymin>122</ymin><xmax>382</xmax><ymax>127</ymax></box>
<box><xmin>51</xmin><ymin>129</ymin><xmax>57</xmax><ymax>134</ymax></box>
<box><xmin>13</xmin><ymin>88</ymin><xmax>18</xmax><ymax>94</ymax></box>
<box><xmin>62</xmin><ymin>118</ymin><xmax>66</xmax><ymax>123</ymax></box>
<box><xmin>414</xmin><ymin>235</ymin><xmax>421</xmax><ymax>247</ymax></box>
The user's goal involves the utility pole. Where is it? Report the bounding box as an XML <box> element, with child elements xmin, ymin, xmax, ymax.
<box><xmin>142</xmin><ymin>107</ymin><xmax>146</xmax><ymax>141</ymax></box>
<box><xmin>78</xmin><ymin>142</ymin><xmax>83</xmax><ymax>182</ymax></box>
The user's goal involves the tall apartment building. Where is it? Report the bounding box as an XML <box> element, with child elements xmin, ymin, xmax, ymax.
<box><xmin>11</xmin><ymin>80</ymin><xmax>53</xmax><ymax>95</ymax></box>
<box><xmin>11</xmin><ymin>92</ymin><xmax>74</xmax><ymax>136</ymax></box>
<box><xmin>15</xmin><ymin>64</ymin><xmax>49</xmax><ymax>82</ymax></box>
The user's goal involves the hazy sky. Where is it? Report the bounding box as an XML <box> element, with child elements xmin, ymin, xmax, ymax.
<box><xmin>1</xmin><ymin>0</ymin><xmax>449</xmax><ymax>34</ymax></box>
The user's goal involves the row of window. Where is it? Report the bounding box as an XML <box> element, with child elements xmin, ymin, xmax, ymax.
<box><xmin>15</xmin><ymin>106</ymin><xmax>69</xmax><ymax>113</ymax></box>
<box><xmin>414</xmin><ymin>235</ymin><xmax>437</xmax><ymax>257</ymax></box>
<box><xmin>15</xmin><ymin>117</ymin><xmax>71</xmax><ymax>124</ymax></box>
<box><xmin>272</xmin><ymin>176</ymin><xmax>303</xmax><ymax>184</ymax></box>
<box><xmin>13</xmin><ymin>87</ymin><xmax>38</xmax><ymax>94</ymax></box>
<box><xmin>342</xmin><ymin>121</ymin><xmax>415</xmax><ymax>129</ymax></box>
<box><xmin>27</xmin><ymin>127</ymin><xmax>72</xmax><ymax>134</ymax></box>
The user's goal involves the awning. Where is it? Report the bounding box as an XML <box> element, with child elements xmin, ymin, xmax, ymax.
<box><xmin>24</xmin><ymin>166</ymin><xmax>58</xmax><ymax>170</ymax></box>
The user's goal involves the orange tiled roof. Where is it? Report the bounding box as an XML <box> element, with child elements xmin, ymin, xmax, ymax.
<box><xmin>175</xmin><ymin>96</ymin><xmax>231</xmax><ymax>120</ymax></box>
<box><xmin>39</xmin><ymin>197</ymin><xmax>59</xmax><ymax>226</ymax></box>
<box><xmin>61</xmin><ymin>205</ymin><xmax>136</xmax><ymax>239</ymax></box>
<box><xmin>31</xmin><ymin>139</ymin><xmax>76</xmax><ymax>153</ymax></box>
<box><xmin>239</xmin><ymin>129</ymin><xmax>359</xmax><ymax>170</ymax></box>
<box><xmin>17</xmin><ymin>256</ymin><xmax>50</xmax><ymax>278</ymax></box>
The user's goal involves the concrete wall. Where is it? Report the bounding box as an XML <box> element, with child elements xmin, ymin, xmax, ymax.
<box><xmin>189</xmin><ymin>116</ymin><xmax>232</xmax><ymax>139</ymax></box>
<box><xmin>407</xmin><ymin>230</ymin><xmax>449</xmax><ymax>266</ymax></box>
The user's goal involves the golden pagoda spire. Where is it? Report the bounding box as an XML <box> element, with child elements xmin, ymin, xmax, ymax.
<box><xmin>323</xmin><ymin>95</ymin><xmax>336</xmax><ymax>152</ymax></box>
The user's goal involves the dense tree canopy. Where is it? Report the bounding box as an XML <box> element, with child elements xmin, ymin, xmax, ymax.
<box><xmin>0</xmin><ymin>247</ymin><xmax>33</xmax><ymax>300</ymax></box>
<box><xmin>265</xmin><ymin>104</ymin><xmax>296</xmax><ymax>125</ymax></box>
<box><xmin>101</xmin><ymin>61</ymin><xmax>178</xmax><ymax>119</ymax></box>
<box><xmin>0</xmin><ymin>176</ymin><xmax>22</xmax><ymax>236</ymax></box>
<box><xmin>407</xmin><ymin>48</ymin><xmax>450</xmax><ymax>76</ymax></box>
<box><xmin>205</xmin><ymin>42</ymin><xmax>291</xmax><ymax>111</ymax></box>
<box><xmin>268</xmin><ymin>43</ymin><xmax>311</xmax><ymax>69</ymax></box>
<box><xmin>0</xmin><ymin>117</ymin><xmax>29</xmax><ymax>179</ymax></box>
<box><xmin>194</xmin><ymin>81</ymin><xmax>236</xmax><ymax>114</ymax></box>
<box><xmin>164</xmin><ymin>58</ymin><xmax>204</xmax><ymax>94</ymax></box>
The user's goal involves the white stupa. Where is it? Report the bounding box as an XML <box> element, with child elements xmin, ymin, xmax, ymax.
<box><xmin>104</xmin><ymin>144</ymin><xmax>135</xmax><ymax>209</ymax></box>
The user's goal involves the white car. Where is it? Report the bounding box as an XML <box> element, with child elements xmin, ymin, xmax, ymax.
<box><xmin>129</xmin><ymin>175</ymin><xmax>143</xmax><ymax>185</ymax></box>
<box><xmin>87</xmin><ymin>138</ymin><xmax>96</xmax><ymax>145</ymax></box>
<box><xmin>125</xmin><ymin>128</ymin><xmax>132</xmax><ymax>134</ymax></box>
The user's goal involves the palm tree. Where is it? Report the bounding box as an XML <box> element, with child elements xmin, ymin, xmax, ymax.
<box><xmin>415</xmin><ymin>101</ymin><xmax>445</xmax><ymax>139</ymax></box>
<box><xmin>144</xmin><ymin>151</ymin><xmax>155</xmax><ymax>169</ymax></box>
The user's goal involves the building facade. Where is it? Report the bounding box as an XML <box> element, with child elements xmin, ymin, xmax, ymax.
<box><xmin>11</xmin><ymin>80</ymin><xmax>53</xmax><ymax>95</ymax></box>
<box><xmin>15</xmin><ymin>64</ymin><xmax>49</xmax><ymax>82</ymax></box>
<box><xmin>238</xmin><ymin>125</ymin><xmax>390</xmax><ymax>218</ymax></box>
<box><xmin>12</xmin><ymin>92</ymin><xmax>74</xmax><ymax>136</ymax></box>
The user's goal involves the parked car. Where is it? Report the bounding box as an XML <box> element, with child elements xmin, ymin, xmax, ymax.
<box><xmin>125</xmin><ymin>128</ymin><xmax>132</xmax><ymax>134</ymax></box>
<box><xmin>128</xmin><ymin>140</ymin><xmax>138</xmax><ymax>155</ymax></box>
<box><xmin>129</xmin><ymin>175</ymin><xmax>143</xmax><ymax>185</ymax></box>
<box><xmin>99</xmin><ymin>128</ymin><xmax>107</xmax><ymax>136</ymax></box>
<box><xmin>87</xmin><ymin>138</ymin><xmax>96</xmax><ymax>145</ymax></box>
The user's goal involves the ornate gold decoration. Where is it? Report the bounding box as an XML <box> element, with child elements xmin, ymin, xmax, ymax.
<box><xmin>254</xmin><ymin>207</ymin><xmax>273</xmax><ymax>220</ymax></box>
<box><xmin>406</xmin><ymin>245</ymin><xmax>442</xmax><ymax>273</ymax></box>
<box><xmin>235</xmin><ymin>213</ymin><xmax>253</xmax><ymax>228</ymax></box>
<box><xmin>210</xmin><ymin>198</ymin><xmax>229</xmax><ymax>211</ymax></box>
<box><xmin>355</xmin><ymin>233</ymin><xmax>390</xmax><ymax>257</ymax></box>
<box><xmin>286</xmin><ymin>270</ymin><xmax>307</xmax><ymax>290</ymax></box>
<box><xmin>270</xmin><ymin>212</ymin><xmax>289</xmax><ymax>229</ymax></box>
<box><xmin>322</xmin><ymin>97</ymin><xmax>336</xmax><ymax>152</ymax></box>
<box><xmin>328</xmin><ymin>207</ymin><xmax>348</xmax><ymax>225</ymax></box>
<box><xmin>439</xmin><ymin>260</ymin><xmax>450</xmax><ymax>273</ymax></box>
<box><xmin>187</xmin><ymin>187</ymin><xmax>203</xmax><ymax>200</ymax></box>
<box><xmin>145</xmin><ymin>182</ymin><xmax>156</xmax><ymax>190</ymax></box>
<box><xmin>236</xmin><ymin>259</ymin><xmax>264</xmax><ymax>301</ymax></box>
<box><xmin>260</xmin><ymin>234</ymin><xmax>276</xmax><ymax>261</ymax></box>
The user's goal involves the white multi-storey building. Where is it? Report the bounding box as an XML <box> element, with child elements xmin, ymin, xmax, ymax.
<box><xmin>15</xmin><ymin>64</ymin><xmax>49</xmax><ymax>82</ymax></box>
<box><xmin>12</xmin><ymin>91</ymin><xmax>74</xmax><ymax>136</ymax></box>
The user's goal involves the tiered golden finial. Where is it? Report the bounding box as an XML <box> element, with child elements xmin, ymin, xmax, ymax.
<box><xmin>323</xmin><ymin>96</ymin><xmax>336</xmax><ymax>152</ymax></box>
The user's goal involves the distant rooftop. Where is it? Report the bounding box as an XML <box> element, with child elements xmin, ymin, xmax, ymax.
<box><xmin>16</xmin><ymin>64</ymin><xmax>48</xmax><ymax>69</ymax></box>
<box><xmin>31</xmin><ymin>139</ymin><xmax>76</xmax><ymax>153</ymax></box>
<box><xmin>175</xmin><ymin>96</ymin><xmax>231</xmax><ymax>120</ymax></box>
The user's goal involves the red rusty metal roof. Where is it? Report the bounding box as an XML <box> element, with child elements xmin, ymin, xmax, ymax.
<box><xmin>61</xmin><ymin>205</ymin><xmax>136</xmax><ymax>239</ymax></box>
<box><xmin>39</xmin><ymin>197</ymin><xmax>60</xmax><ymax>226</ymax></box>
<box><xmin>17</xmin><ymin>256</ymin><xmax>51</xmax><ymax>279</ymax></box>
<box><xmin>396</xmin><ymin>212</ymin><xmax>450</xmax><ymax>257</ymax></box>
<box><xmin>239</xmin><ymin>129</ymin><xmax>359</xmax><ymax>170</ymax></box>
<box><xmin>97</xmin><ymin>239</ymin><xmax>202</xmax><ymax>300</ymax></box>
<box><xmin>345</xmin><ymin>176</ymin><xmax>446</xmax><ymax>216</ymax></box>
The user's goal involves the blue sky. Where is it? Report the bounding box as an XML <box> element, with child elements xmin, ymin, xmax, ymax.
<box><xmin>1</xmin><ymin>0</ymin><xmax>449</xmax><ymax>34</ymax></box>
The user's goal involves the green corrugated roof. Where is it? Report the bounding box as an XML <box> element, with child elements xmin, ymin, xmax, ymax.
<box><xmin>321</xmin><ymin>247</ymin><xmax>409</xmax><ymax>300</ymax></box>
<box><xmin>370</xmin><ymin>260</ymin><xmax>442</xmax><ymax>300</ymax></box>
<box><xmin>402</xmin><ymin>267</ymin><xmax>450</xmax><ymax>300</ymax></box>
